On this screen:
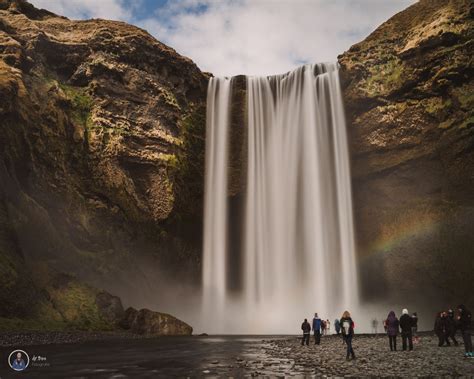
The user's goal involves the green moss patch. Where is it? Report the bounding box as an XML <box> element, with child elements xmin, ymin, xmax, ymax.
<box><xmin>0</xmin><ymin>251</ymin><xmax>18</xmax><ymax>291</ymax></box>
<box><xmin>453</xmin><ymin>84</ymin><xmax>474</xmax><ymax>111</ymax></box>
<box><xmin>423</xmin><ymin>97</ymin><xmax>452</xmax><ymax>119</ymax></box>
<box><xmin>439</xmin><ymin>118</ymin><xmax>455</xmax><ymax>129</ymax></box>
<box><xmin>47</xmin><ymin>280</ymin><xmax>113</xmax><ymax>331</ymax></box>
<box><xmin>363</xmin><ymin>57</ymin><xmax>404</xmax><ymax>97</ymax></box>
<box><xmin>159</xmin><ymin>86</ymin><xmax>181</xmax><ymax>110</ymax></box>
<box><xmin>458</xmin><ymin>114</ymin><xmax>474</xmax><ymax>129</ymax></box>
<box><xmin>58</xmin><ymin>82</ymin><xmax>93</xmax><ymax>127</ymax></box>
<box><xmin>170</xmin><ymin>103</ymin><xmax>206</xmax><ymax>220</ymax></box>
<box><xmin>0</xmin><ymin>263</ymin><xmax>118</xmax><ymax>332</ymax></box>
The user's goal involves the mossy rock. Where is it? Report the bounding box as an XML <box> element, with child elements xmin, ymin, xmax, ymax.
<box><xmin>0</xmin><ymin>263</ymin><xmax>125</xmax><ymax>332</ymax></box>
<box><xmin>362</xmin><ymin>57</ymin><xmax>405</xmax><ymax>97</ymax></box>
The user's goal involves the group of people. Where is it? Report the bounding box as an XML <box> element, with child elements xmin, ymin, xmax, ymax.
<box><xmin>433</xmin><ymin>304</ymin><xmax>473</xmax><ymax>357</ymax></box>
<box><xmin>301</xmin><ymin>311</ymin><xmax>356</xmax><ymax>361</ymax></box>
<box><xmin>383</xmin><ymin>304</ymin><xmax>473</xmax><ymax>358</ymax></box>
<box><xmin>383</xmin><ymin>309</ymin><xmax>418</xmax><ymax>351</ymax></box>
<box><xmin>300</xmin><ymin>304</ymin><xmax>473</xmax><ymax>360</ymax></box>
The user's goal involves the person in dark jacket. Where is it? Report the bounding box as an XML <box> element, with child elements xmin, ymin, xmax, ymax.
<box><xmin>385</xmin><ymin>311</ymin><xmax>399</xmax><ymax>351</ymax></box>
<box><xmin>457</xmin><ymin>304</ymin><xmax>473</xmax><ymax>357</ymax></box>
<box><xmin>340</xmin><ymin>311</ymin><xmax>356</xmax><ymax>360</ymax></box>
<box><xmin>301</xmin><ymin>318</ymin><xmax>311</xmax><ymax>346</ymax></box>
<box><xmin>399</xmin><ymin>308</ymin><xmax>413</xmax><ymax>351</ymax></box>
<box><xmin>446</xmin><ymin>309</ymin><xmax>458</xmax><ymax>346</ymax></box>
<box><xmin>334</xmin><ymin>318</ymin><xmax>341</xmax><ymax>335</ymax></box>
<box><xmin>434</xmin><ymin>312</ymin><xmax>448</xmax><ymax>347</ymax></box>
<box><xmin>312</xmin><ymin>313</ymin><xmax>322</xmax><ymax>345</ymax></box>
<box><xmin>411</xmin><ymin>312</ymin><xmax>419</xmax><ymax>343</ymax></box>
<box><xmin>334</xmin><ymin>319</ymin><xmax>341</xmax><ymax>335</ymax></box>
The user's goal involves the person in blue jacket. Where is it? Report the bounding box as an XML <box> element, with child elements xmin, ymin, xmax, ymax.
<box><xmin>334</xmin><ymin>318</ymin><xmax>341</xmax><ymax>335</ymax></box>
<box><xmin>12</xmin><ymin>352</ymin><xmax>26</xmax><ymax>371</ymax></box>
<box><xmin>312</xmin><ymin>313</ymin><xmax>322</xmax><ymax>345</ymax></box>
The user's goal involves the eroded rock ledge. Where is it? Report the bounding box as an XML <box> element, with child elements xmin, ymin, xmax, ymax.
<box><xmin>338</xmin><ymin>0</ymin><xmax>474</xmax><ymax>305</ymax></box>
<box><xmin>0</xmin><ymin>0</ymin><xmax>207</xmax><ymax>330</ymax></box>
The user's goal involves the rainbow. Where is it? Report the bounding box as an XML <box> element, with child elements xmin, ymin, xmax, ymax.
<box><xmin>360</xmin><ymin>211</ymin><xmax>442</xmax><ymax>259</ymax></box>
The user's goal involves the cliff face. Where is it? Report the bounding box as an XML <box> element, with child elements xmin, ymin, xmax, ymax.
<box><xmin>339</xmin><ymin>0</ymin><xmax>474</xmax><ymax>306</ymax></box>
<box><xmin>0</xmin><ymin>0</ymin><xmax>207</xmax><ymax>323</ymax></box>
<box><xmin>1</xmin><ymin>0</ymin><xmax>473</xmax><ymax>328</ymax></box>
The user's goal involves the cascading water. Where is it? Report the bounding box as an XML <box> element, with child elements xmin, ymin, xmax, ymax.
<box><xmin>202</xmin><ymin>63</ymin><xmax>359</xmax><ymax>334</ymax></box>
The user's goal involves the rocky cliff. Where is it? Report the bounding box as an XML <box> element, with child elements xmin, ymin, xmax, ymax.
<box><xmin>1</xmin><ymin>0</ymin><xmax>473</xmax><ymax>330</ymax></box>
<box><xmin>0</xmin><ymin>0</ymin><xmax>207</xmax><ymax>328</ymax></box>
<box><xmin>339</xmin><ymin>0</ymin><xmax>474</xmax><ymax>307</ymax></box>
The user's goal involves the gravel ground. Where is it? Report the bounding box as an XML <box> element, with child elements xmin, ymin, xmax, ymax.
<box><xmin>251</xmin><ymin>334</ymin><xmax>474</xmax><ymax>377</ymax></box>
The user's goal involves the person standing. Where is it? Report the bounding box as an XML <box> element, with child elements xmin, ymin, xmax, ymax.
<box><xmin>399</xmin><ymin>308</ymin><xmax>414</xmax><ymax>351</ymax></box>
<box><xmin>372</xmin><ymin>318</ymin><xmax>379</xmax><ymax>334</ymax></box>
<box><xmin>411</xmin><ymin>312</ymin><xmax>419</xmax><ymax>344</ymax></box>
<box><xmin>301</xmin><ymin>318</ymin><xmax>311</xmax><ymax>346</ymax></box>
<box><xmin>334</xmin><ymin>318</ymin><xmax>341</xmax><ymax>335</ymax></box>
<box><xmin>434</xmin><ymin>312</ymin><xmax>447</xmax><ymax>347</ymax></box>
<box><xmin>457</xmin><ymin>304</ymin><xmax>473</xmax><ymax>358</ymax></box>
<box><xmin>326</xmin><ymin>319</ymin><xmax>331</xmax><ymax>335</ymax></box>
<box><xmin>340</xmin><ymin>311</ymin><xmax>356</xmax><ymax>360</ymax></box>
<box><xmin>385</xmin><ymin>311</ymin><xmax>399</xmax><ymax>351</ymax></box>
<box><xmin>312</xmin><ymin>313</ymin><xmax>322</xmax><ymax>345</ymax></box>
<box><xmin>446</xmin><ymin>309</ymin><xmax>458</xmax><ymax>346</ymax></box>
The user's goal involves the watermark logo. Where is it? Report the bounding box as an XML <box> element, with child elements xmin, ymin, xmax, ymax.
<box><xmin>31</xmin><ymin>354</ymin><xmax>50</xmax><ymax>368</ymax></box>
<box><xmin>8</xmin><ymin>350</ymin><xmax>29</xmax><ymax>372</ymax></box>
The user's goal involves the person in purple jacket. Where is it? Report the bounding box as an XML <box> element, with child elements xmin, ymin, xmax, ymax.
<box><xmin>385</xmin><ymin>311</ymin><xmax>400</xmax><ymax>351</ymax></box>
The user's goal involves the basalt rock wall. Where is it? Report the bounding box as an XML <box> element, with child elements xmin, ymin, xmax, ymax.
<box><xmin>339</xmin><ymin>0</ymin><xmax>474</xmax><ymax>308</ymax></box>
<box><xmin>0</xmin><ymin>0</ymin><xmax>208</xmax><ymax>325</ymax></box>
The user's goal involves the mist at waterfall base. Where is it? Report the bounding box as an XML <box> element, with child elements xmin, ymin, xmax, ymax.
<box><xmin>200</xmin><ymin>63</ymin><xmax>359</xmax><ymax>334</ymax></box>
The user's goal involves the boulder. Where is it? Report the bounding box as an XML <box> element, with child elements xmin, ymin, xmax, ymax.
<box><xmin>95</xmin><ymin>291</ymin><xmax>125</xmax><ymax>325</ymax></box>
<box><xmin>119</xmin><ymin>307</ymin><xmax>139</xmax><ymax>330</ymax></box>
<box><xmin>120</xmin><ymin>307</ymin><xmax>192</xmax><ymax>336</ymax></box>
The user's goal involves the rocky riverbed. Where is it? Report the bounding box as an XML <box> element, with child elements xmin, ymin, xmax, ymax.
<box><xmin>255</xmin><ymin>334</ymin><xmax>474</xmax><ymax>377</ymax></box>
<box><xmin>0</xmin><ymin>334</ymin><xmax>472</xmax><ymax>377</ymax></box>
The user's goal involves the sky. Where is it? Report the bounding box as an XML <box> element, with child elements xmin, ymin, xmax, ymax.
<box><xmin>29</xmin><ymin>0</ymin><xmax>416</xmax><ymax>76</ymax></box>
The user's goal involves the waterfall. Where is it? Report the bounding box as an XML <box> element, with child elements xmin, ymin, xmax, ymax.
<box><xmin>202</xmin><ymin>63</ymin><xmax>358</xmax><ymax>334</ymax></box>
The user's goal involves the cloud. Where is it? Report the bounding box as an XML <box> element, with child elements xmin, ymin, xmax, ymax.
<box><xmin>29</xmin><ymin>0</ymin><xmax>416</xmax><ymax>76</ymax></box>
<box><xmin>29</xmin><ymin>0</ymin><xmax>133</xmax><ymax>21</ymax></box>
<box><xmin>137</xmin><ymin>0</ymin><xmax>416</xmax><ymax>76</ymax></box>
